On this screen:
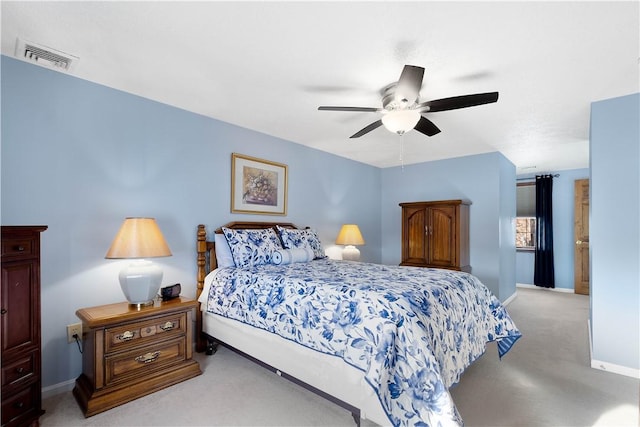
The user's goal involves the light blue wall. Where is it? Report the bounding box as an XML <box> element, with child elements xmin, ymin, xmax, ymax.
<box><xmin>1</xmin><ymin>54</ymin><xmax>523</xmax><ymax>391</ymax></box>
<box><xmin>515</xmin><ymin>168</ymin><xmax>589</xmax><ymax>289</ymax></box>
<box><xmin>1</xmin><ymin>56</ymin><xmax>382</xmax><ymax>388</ymax></box>
<box><xmin>498</xmin><ymin>155</ymin><xmax>516</xmax><ymax>299</ymax></box>
<box><xmin>515</xmin><ymin>251</ymin><xmax>534</xmax><ymax>284</ymax></box>
<box><xmin>590</xmin><ymin>93</ymin><xmax>639</xmax><ymax>371</ymax></box>
<box><xmin>380</xmin><ymin>152</ymin><xmax>517</xmax><ymax>301</ymax></box>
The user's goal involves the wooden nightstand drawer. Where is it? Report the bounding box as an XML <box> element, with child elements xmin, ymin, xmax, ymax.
<box><xmin>1</xmin><ymin>382</ymin><xmax>39</xmax><ymax>426</ymax></box>
<box><xmin>105</xmin><ymin>312</ymin><xmax>186</xmax><ymax>353</ymax></box>
<box><xmin>105</xmin><ymin>336</ymin><xmax>186</xmax><ymax>387</ymax></box>
<box><xmin>2</xmin><ymin>351</ymin><xmax>38</xmax><ymax>389</ymax></box>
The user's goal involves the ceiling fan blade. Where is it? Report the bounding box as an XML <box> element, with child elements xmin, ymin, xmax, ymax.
<box><xmin>350</xmin><ymin>120</ymin><xmax>383</xmax><ymax>138</ymax></box>
<box><xmin>414</xmin><ymin>116</ymin><xmax>441</xmax><ymax>137</ymax></box>
<box><xmin>417</xmin><ymin>92</ymin><xmax>499</xmax><ymax>113</ymax></box>
<box><xmin>396</xmin><ymin>65</ymin><xmax>425</xmax><ymax>104</ymax></box>
<box><xmin>318</xmin><ymin>106</ymin><xmax>381</xmax><ymax>112</ymax></box>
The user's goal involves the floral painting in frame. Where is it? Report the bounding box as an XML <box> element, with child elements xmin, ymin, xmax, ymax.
<box><xmin>231</xmin><ymin>153</ymin><xmax>288</xmax><ymax>215</ymax></box>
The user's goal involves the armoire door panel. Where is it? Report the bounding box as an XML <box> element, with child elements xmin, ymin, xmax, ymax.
<box><xmin>429</xmin><ymin>206</ymin><xmax>456</xmax><ymax>267</ymax></box>
<box><xmin>1</xmin><ymin>262</ymin><xmax>38</xmax><ymax>354</ymax></box>
<box><xmin>406</xmin><ymin>208</ymin><xmax>427</xmax><ymax>262</ymax></box>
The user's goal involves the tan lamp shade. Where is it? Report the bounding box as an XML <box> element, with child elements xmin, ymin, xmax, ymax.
<box><xmin>105</xmin><ymin>217</ymin><xmax>172</xmax><ymax>259</ymax></box>
<box><xmin>335</xmin><ymin>224</ymin><xmax>365</xmax><ymax>246</ymax></box>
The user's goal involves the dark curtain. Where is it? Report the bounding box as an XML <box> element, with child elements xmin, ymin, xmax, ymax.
<box><xmin>534</xmin><ymin>175</ymin><xmax>555</xmax><ymax>288</ymax></box>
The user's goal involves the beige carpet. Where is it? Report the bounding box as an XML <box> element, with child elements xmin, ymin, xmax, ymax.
<box><xmin>451</xmin><ymin>288</ymin><xmax>639</xmax><ymax>427</ymax></box>
<box><xmin>41</xmin><ymin>288</ymin><xmax>639</xmax><ymax>426</ymax></box>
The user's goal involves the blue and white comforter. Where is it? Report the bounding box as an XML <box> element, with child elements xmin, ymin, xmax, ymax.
<box><xmin>205</xmin><ymin>259</ymin><xmax>521</xmax><ymax>426</ymax></box>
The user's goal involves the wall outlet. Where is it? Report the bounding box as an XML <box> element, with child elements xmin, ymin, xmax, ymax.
<box><xmin>67</xmin><ymin>322</ymin><xmax>82</xmax><ymax>343</ymax></box>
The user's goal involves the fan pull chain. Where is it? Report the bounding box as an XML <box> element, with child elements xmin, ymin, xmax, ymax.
<box><xmin>400</xmin><ymin>134</ymin><xmax>405</xmax><ymax>170</ymax></box>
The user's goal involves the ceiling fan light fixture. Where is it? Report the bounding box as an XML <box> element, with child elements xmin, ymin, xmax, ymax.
<box><xmin>382</xmin><ymin>110</ymin><xmax>421</xmax><ymax>135</ymax></box>
<box><xmin>317</xmin><ymin>65</ymin><xmax>498</xmax><ymax>139</ymax></box>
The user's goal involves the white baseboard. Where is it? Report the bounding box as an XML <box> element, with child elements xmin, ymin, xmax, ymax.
<box><xmin>588</xmin><ymin>319</ymin><xmax>639</xmax><ymax>379</ymax></box>
<box><xmin>587</xmin><ymin>319</ymin><xmax>593</xmax><ymax>361</ymax></box>
<box><xmin>502</xmin><ymin>291</ymin><xmax>517</xmax><ymax>306</ymax></box>
<box><xmin>42</xmin><ymin>378</ymin><xmax>75</xmax><ymax>399</ymax></box>
<box><xmin>591</xmin><ymin>359</ymin><xmax>640</xmax><ymax>379</ymax></box>
<box><xmin>516</xmin><ymin>283</ymin><xmax>575</xmax><ymax>293</ymax></box>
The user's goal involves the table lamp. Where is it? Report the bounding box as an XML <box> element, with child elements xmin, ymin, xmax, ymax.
<box><xmin>335</xmin><ymin>224</ymin><xmax>365</xmax><ymax>261</ymax></box>
<box><xmin>105</xmin><ymin>217</ymin><xmax>172</xmax><ymax>307</ymax></box>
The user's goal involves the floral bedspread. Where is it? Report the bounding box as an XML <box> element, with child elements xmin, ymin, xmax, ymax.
<box><xmin>205</xmin><ymin>259</ymin><xmax>521</xmax><ymax>426</ymax></box>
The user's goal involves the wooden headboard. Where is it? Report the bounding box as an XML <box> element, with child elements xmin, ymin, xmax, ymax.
<box><xmin>195</xmin><ymin>221</ymin><xmax>298</xmax><ymax>351</ymax></box>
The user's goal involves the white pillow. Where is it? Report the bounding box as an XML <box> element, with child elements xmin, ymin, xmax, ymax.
<box><xmin>214</xmin><ymin>233</ymin><xmax>235</xmax><ymax>268</ymax></box>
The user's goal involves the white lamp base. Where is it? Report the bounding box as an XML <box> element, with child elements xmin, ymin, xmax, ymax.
<box><xmin>342</xmin><ymin>245</ymin><xmax>361</xmax><ymax>261</ymax></box>
<box><xmin>119</xmin><ymin>259</ymin><xmax>163</xmax><ymax>307</ymax></box>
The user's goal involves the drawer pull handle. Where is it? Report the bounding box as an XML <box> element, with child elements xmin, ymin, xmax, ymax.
<box><xmin>16</xmin><ymin>367</ymin><xmax>24</xmax><ymax>374</ymax></box>
<box><xmin>15</xmin><ymin>245</ymin><xmax>25</xmax><ymax>252</ymax></box>
<box><xmin>159</xmin><ymin>321</ymin><xmax>175</xmax><ymax>331</ymax></box>
<box><xmin>1</xmin><ymin>308</ymin><xmax>6</xmax><ymax>315</ymax></box>
<box><xmin>135</xmin><ymin>351</ymin><xmax>160</xmax><ymax>364</ymax></box>
<box><xmin>14</xmin><ymin>401</ymin><xmax>24</xmax><ymax>409</ymax></box>
<box><xmin>117</xmin><ymin>331</ymin><xmax>136</xmax><ymax>341</ymax></box>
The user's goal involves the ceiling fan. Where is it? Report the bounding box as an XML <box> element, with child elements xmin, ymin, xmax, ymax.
<box><xmin>318</xmin><ymin>65</ymin><xmax>498</xmax><ymax>138</ymax></box>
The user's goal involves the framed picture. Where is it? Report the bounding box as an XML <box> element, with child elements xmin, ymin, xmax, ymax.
<box><xmin>231</xmin><ymin>153</ymin><xmax>288</xmax><ymax>215</ymax></box>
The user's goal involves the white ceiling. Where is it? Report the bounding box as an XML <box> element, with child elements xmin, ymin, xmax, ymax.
<box><xmin>2</xmin><ymin>1</ymin><xmax>638</xmax><ymax>172</ymax></box>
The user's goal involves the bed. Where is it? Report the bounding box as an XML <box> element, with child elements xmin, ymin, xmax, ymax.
<box><xmin>195</xmin><ymin>221</ymin><xmax>521</xmax><ymax>427</ymax></box>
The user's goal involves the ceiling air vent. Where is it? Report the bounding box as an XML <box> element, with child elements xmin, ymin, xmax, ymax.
<box><xmin>15</xmin><ymin>38</ymin><xmax>79</xmax><ymax>72</ymax></box>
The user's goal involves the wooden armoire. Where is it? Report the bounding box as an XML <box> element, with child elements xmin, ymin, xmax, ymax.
<box><xmin>399</xmin><ymin>200</ymin><xmax>470</xmax><ymax>272</ymax></box>
<box><xmin>1</xmin><ymin>226</ymin><xmax>47</xmax><ymax>427</ymax></box>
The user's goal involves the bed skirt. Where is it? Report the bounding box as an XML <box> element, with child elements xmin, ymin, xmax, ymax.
<box><xmin>201</xmin><ymin>310</ymin><xmax>390</xmax><ymax>426</ymax></box>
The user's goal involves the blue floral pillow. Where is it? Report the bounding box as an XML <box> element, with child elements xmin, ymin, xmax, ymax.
<box><xmin>276</xmin><ymin>226</ymin><xmax>326</xmax><ymax>259</ymax></box>
<box><xmin>222</xmin><ymin>227</ymin><xmax>283</xmax><ymax>268</ymax></box>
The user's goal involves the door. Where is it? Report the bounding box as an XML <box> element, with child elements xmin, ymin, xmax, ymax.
<box><xmin>574</xmin><ymin>179</ymin><xmax>590</xmax><ymax>295</ymax></box>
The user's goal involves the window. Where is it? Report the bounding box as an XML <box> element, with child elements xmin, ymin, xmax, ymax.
<box><xmin>516</xmin><ymin>217</ymin><xmax>536</xmax><ymax>249</ymax></box>
<box><xmin>516</xmin><ymin>183</ymin><xmax>536</xmax><ymax>249</ymax></box>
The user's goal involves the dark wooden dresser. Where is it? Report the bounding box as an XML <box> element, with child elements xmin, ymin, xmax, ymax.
<box><xmin>1</xmin><ymin>225</ymin><xmax>47</xmax><ymax>427</ymax></box>
<box><xmin>400</xmin><ymin>200</ymin><xmax>471</xmax><ymax>272</ymax></box>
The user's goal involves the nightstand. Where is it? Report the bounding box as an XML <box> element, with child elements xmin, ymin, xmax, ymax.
<box><xmin>72</xmin><ymin>297</ymin><xmax>202</xmax><ymax>417</ymax></box>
